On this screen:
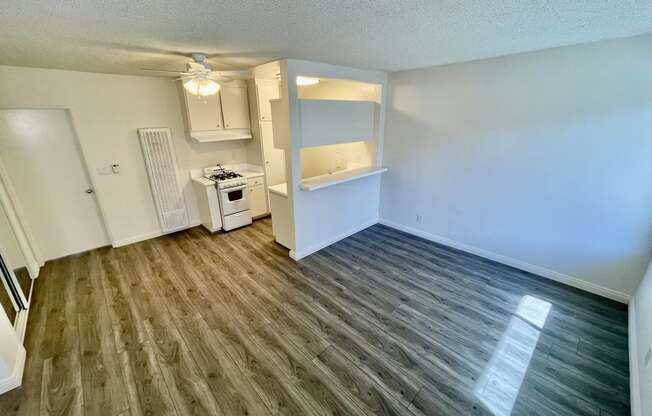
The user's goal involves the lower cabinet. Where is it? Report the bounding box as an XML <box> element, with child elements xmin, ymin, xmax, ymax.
<box><xmin>248</xmin><ymin>178</ymin><xmax>268</xmax><ymax>218</ymax></box>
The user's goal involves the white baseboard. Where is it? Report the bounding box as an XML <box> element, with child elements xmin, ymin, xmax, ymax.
<box><xmin>378</xmin><ymin>218</ymin><xmax>631</xmax><ymax>304</ymax></box>
<box><xmin>112</xmin><ymin>221</ymin><xmax>201</xmax><ymax>248</ymax></box>
<box><xmin>290</xmin><ymin>218</ymin><xmax>378</xmax><ymax>261</ymax></box>
<box><xmin>0</xmin><ymin>345</ymin><xmax>25</xmax><ymax>395</ymax></box>
<box><xmin>112</xmin><ymin>230</ymin><xmax>164</xmax><ymax>247</ymax></box>
<box><xmin>629</xmin><ymin>299</ymin><xmax>642</xmax><ymax>416</ymax></box>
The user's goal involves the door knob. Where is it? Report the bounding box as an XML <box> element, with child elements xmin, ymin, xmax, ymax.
<box><xmin>85</xmin><ymin>189</ymin><xmax>94</xmax><ymax>194</ymax></box>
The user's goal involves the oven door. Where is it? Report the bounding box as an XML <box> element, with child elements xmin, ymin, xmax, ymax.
<box><xmin>219</xmin><ymin>184</ymin><xmax>250</xmax><ymax>216</ymax></box>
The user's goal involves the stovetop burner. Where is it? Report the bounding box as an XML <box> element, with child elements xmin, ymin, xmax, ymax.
<box><xmin>204</xmin><ymin>165</ymin><xmax>243</xmax><ymax>182</ymax></box>
<box><xmin>209</xmin><ymin>171</ymin><xmax>242</xmax><ymax>181</ymax></box>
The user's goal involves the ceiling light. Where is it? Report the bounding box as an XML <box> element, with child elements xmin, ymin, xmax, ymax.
<box><xmin>296</xmin><ymin>76</ymin><xmax>320</xmax><ymax>86</ymax></box>
<box><xmin>183</xmin><ymin>78</ymin><xmax>220</xmax><ymax>96</ymax></box>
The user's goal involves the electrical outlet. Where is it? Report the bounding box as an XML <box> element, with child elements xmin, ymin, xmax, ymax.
<box><xmin>416</xmin><ymin>214</ymin><xmax>423</xmax><ymax>224</ymax></box>
<box><xmin>645</xmin><ymin>345</ymin><xmax>652</xmax><ymax>367</ymax></box>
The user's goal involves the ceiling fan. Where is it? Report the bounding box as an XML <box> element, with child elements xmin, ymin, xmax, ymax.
<box><xmin>141</xmin><ymin>53</ymin><xmax>251</xmax><ymax>97</ymax></box>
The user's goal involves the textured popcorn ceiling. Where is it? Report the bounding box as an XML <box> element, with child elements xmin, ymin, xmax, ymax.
<box><xmin>1</xmin><ymin>0</ymin><xmax>651</xmax><ymax>75</ymax></box>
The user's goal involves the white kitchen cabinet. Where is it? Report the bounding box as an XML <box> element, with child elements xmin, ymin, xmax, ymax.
<box><xmin>185</xmin><ymin>93</ymin><xmax>223</xmax><ymax>131</ymax></box>
<box><xmin>256</xmin><ymin>80</ymin><xmax>280</xmax><ymax>121</ymax></box>
<box><xmin>268</xmin><ymin>183</ymin><xmax>291</xmax><ymax>249</ymax></box>
<box><xmin>260</xmin><ymin>123</ymin><xmax>286</xmax><ymax>186</ymax></box>
<box><xmin>182</xmin><ymin>81</ymin><xmax>252</xmax><ymax>143</ymax></box>
<box><xmin>220</xmin><ymin>86</ymin><xmax>251</xmax><ymax>129</ymax></box>
<box><xmin>298</xmin><ymin>99</ymin><xmax>375</xmax><ymax>147</ymax></box>
<box><xmin>248</xmin><ymin>177</ymin><xmax>268</xmax><ymax>218</ymax></box>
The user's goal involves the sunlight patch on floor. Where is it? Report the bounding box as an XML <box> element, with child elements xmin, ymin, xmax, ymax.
<box><xmin>474</xmin><ymin>296</ymin><xmax>552</xmax><ymax>415</ymax></box>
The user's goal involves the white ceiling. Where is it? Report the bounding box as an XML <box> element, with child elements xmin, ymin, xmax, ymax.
<box><xmin>1</xmin><ymin>1</ymin><xmax>651</xmax><ymax>75</ymax></box>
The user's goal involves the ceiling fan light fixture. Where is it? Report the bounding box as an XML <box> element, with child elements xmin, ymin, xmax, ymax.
<box><xmin>296</xmin><ymin>76</ymin><xmax>320</xmax><ymax>86</ymax></box>
<box><xmin>183</xmin><ymin>78</ymin><xmax>220</xmax><ymax>96</ymax></box>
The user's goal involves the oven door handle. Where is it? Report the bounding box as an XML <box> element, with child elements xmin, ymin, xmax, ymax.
<box><xmin>222</xmin><ymin>184</ymin><xmax>248</xmax><ymax>192</ymax></box>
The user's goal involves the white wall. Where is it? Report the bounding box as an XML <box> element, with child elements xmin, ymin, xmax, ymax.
<box><xmin>0</xmin><ymin>65</ymin><xmax>249</xmax><ymax>247</ymax></box>
<box><xmin>632</xmin><ymin>260</ymin><xmax>652</xmax><ymax>416</ymax></box>
<box><xmin>0</xmin><ymin>202</ymin><xmax>26</xmax><ymax>269</ymax></box>
<box><xmin>380</xmin><ymin>33</ymin><xmax>652</xmax><ymax>301</ymax></box>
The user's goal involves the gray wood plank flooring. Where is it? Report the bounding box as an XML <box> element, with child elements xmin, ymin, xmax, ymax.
<box><xmin>0</xmin><ymin>218</ymin><xmax>630</xmax><ymax>415</ymax></box>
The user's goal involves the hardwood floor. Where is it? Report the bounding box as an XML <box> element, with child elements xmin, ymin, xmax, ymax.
<box><xmin>0</xmin><ymin>218</ymin><xmax>630</xmax><ymax>415</ymax></box>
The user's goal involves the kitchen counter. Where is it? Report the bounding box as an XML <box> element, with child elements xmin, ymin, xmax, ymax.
<box><xmin>299</xmin><ymin>165</ymin><xmax>387</xmax><ymax>191</ymax></box>
<box><xmin>268</xmin><ymin>183</ymin><xmax>287</xmax><ymax>197</ymax></box>
<box><xmin>224</xmin><ymin>163</ymin><xmax>264</xmax><ymax>179</ymax></box>
<box><xmin>192</xmin><ymin>176</ymin><xmax>216</xmax><ymax>187</ymax></box>
<box><xmin>237</xmin><ymin>169</ymin><xmax>264</xmax><ymax>179</ymax></box>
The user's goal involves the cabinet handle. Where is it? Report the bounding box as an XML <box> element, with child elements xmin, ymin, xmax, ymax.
<box><xmin>216</xmin><ymin>124</ymin><xmax>221</xmax><ymax>127</ymax></box>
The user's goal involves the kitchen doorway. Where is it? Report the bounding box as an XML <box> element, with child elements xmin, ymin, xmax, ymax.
<box><xmin>0</xmin><ymin>109</ymin><xmax>109</xmax><ymax>261</ymax></box>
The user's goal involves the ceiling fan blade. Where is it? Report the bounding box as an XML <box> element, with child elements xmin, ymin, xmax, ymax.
<box><xmin>207</xmin><ymin>74</ymin><xmax>232</xmax><ymax>82</ymax></box>
<box><xmin>140</xmin><ymin>68</ymin><xmax>185</xmax><ymax>74</ymax></box>
<box><xmin>216</xmin><ymin>69</ymin><xmax>252</xmax><ymax>79</ymax></box>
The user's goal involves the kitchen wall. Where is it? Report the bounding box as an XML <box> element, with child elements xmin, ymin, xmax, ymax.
<box><xmin>631</xmin><ymin>261</ymin><xmax>652</xmax><ymax>416</ymax></box>
<box><xmin>380</xmin><ymin>33</ymin><xmax>652</xmax><ymax>301</ymax></box>
<box><xmin>0</xmin><ymin>65</ymin><xmax>249</xmax><ymax>248</ymax></box>
<box><xmin>300</xmin><ymin>141</ymin><xmax>373</xmax><ymax>178</ymax></box>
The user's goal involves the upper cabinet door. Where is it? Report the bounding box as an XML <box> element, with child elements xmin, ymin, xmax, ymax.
<box><xmin>256</xmin><ymin>80</ymin><xmax>280</xmax><ymax>122</ymax></box>
<box><xmin>220</xmin><ymin>86</ymin><xmax>251</xmax><ymax>129</ymax></box>
<box><xmin>185</xmin><ymin>92</ymin><xmax>223</xmax><ymax>132</ymax></box>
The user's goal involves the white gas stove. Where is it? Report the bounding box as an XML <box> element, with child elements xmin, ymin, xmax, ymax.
<box><xmin>203</xmin><ymin>165</ymin><xmax>252</xmax><ymax>231</ymax></box>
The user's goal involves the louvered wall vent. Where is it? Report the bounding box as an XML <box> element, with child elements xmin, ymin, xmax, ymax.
<box><xmin>137</xmin><ymin>128</ymin><xmax>189</xmax><ymax>233</ymax></box>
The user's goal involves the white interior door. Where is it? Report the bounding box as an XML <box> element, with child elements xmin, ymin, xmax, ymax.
<box><xmin>0</xmin><ymin>109</ymin><xmax>108</xmax><ymax>261</ymax></box>
<box><xmin>260</xmin><ymin>123</ymin><xmax>286</xmax><ymax>187</ymax></box>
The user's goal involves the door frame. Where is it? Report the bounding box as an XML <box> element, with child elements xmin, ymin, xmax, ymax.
<box><xmin>0</xmin><ymin>159</ymin><xmax>41</xmax><ymax>277</ymax></box>
<box><xmin>0</xmin><ymin>107</ymin><xmax>112</xmax><ymax>267</ymax></box>
<box><xmin>0</xmin><ymin>246</ymin><xmax>31</xmax><ymax>342</ymax></box>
